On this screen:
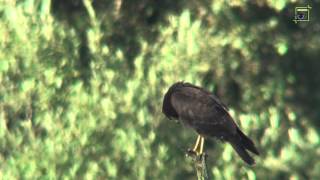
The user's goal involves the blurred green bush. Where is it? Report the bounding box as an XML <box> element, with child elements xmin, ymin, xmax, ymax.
<box><xmin>0</xmin><ymin>0</ymin><xmax>320</xmax><ymax>179</ymax></box>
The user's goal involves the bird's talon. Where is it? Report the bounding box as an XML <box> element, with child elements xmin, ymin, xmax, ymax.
<box><xmin>186</xmin><ymin>149</ymin><xmax>197</xmax><ymax>156</ymax></box>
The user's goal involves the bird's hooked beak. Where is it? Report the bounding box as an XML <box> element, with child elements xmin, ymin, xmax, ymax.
<box><xmin>167</xmin><ymin>117</ymin><xmax>179</xmax><ymax>124</ymax></box>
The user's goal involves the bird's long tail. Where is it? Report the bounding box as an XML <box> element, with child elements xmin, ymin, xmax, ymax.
<box><xmin>228</xmin><ymin>128</ymin><xmax>259</xmax><ymax>165</ymax></box>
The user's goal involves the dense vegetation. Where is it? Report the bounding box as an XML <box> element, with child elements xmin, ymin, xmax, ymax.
<box><xmin>1</xmin><ymin>0</ymin><xmax>319</xmax><ymax>179</ymax></box>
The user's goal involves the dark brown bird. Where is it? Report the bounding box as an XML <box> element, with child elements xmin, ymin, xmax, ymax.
<box><xmin>162</xmin><ymin>82</ymin><xmax>259</xmax><ymax>165</ymax></box>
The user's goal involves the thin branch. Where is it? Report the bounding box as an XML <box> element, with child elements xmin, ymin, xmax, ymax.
<box><xmin>186</xmin><ymin>150</ymin><xmax>209</xmax><ymax>180</ymax></box>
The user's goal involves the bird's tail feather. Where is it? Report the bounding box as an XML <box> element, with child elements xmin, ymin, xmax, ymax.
<box><xmin>236</xmin><ymin>128</ymin><xmax>260</xmax><ymax>155</ymax></box>
<box><xmin>228</xmin><ymin>129</ymin><xmax>259</xmax><ymax>165</ymax></box>
<box><xmin>229</xmin><ymin>138</ymin><xmax>255</xmax><ymax>165</ymax></box>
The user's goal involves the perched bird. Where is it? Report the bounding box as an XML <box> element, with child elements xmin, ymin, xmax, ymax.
<box><xmin>162</xmin><ymin>82</ymin><xmax>259</xmax><ymax>165</ymax></box>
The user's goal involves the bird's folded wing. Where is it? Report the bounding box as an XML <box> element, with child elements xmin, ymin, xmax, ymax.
<box><xmin>183</xmin><ymin>83</ymin><xmax>229</xmax><ymax>111</ymax></box>
<box><xmin>170</xmin><ymin>88</ymin><xmax>237</xmax><ymax>134</ymax></box>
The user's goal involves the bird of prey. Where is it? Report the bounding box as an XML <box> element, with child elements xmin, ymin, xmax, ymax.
<box><xmin>162</xmin><ymin>82</ymin><xmax>259</xmax><ymax>165</ymax></box>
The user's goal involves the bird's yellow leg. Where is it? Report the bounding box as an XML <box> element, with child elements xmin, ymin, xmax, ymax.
<box><xmin>193</xmin><ymin>135</ymin><xmax>205</xmax><ymax>155</ymax></box>
<box><xmin>199</xmin><ymin>136</ymin><xmax>204</xmax><ymax>154</ymax></box>
<box><xmin>193</xmin><ymin>135</ymin><xmax>201</xmax><ymax>153</ymax></box>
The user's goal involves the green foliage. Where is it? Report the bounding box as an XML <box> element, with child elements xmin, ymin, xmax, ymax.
<box><xmin>1</xmin><ymin>0</ymin><xmax>320</xmax><ymax>179</ymax></box>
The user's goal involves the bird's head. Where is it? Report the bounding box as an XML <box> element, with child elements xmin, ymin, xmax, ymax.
<box><xmin>162</xmin><ymin>82</ymin><xmax>182</xmax><ymax>120</ymax></box>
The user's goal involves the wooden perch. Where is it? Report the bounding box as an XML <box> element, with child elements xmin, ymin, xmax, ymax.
<box><xmin>186</xmin><ymin>150</ymin><xmax>209</xmax><ymax>180</ymax></box>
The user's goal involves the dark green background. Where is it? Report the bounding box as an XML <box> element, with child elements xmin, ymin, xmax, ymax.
<box><xmin>0</xmin><ymin>0</ymin><xmax>319</xmax><ymax>179</ymax></box>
